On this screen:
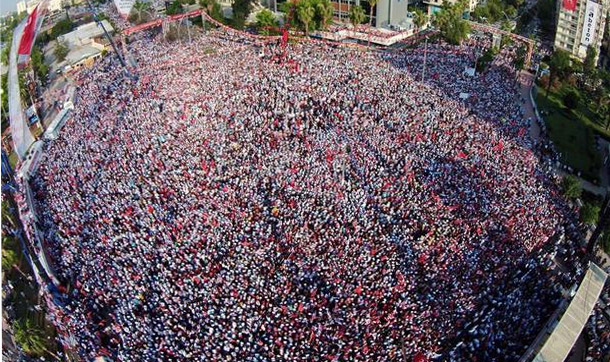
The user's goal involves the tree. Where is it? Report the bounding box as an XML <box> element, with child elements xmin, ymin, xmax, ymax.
<box><xmin>349</xmin><ymin>5</ymin><xmax>365</xmax><ymax>30</ymax></box>
<box><xmin>316</xmin><ymin>0</ymin><xmax>334</xmax><ymax>31</ymax></box>
<box><xmin>256</xmin><ymin>9</ymin><xmax>278</xmax><ymax>34</ymax></box>
<box><xmin>563</xmin><ymin>88</ymin><xmax>581</xmax><ymax>110</ymax></box>
<box><xmin>367</xmin><ymin>0</ymin><xmax>378</xmax><ymax>42</ymax></box>
<box><xmin>598</xmin><ymin>103</ymin><xmax>610</xmax><ymax>131</ymax></box>
<box><xmin>2</xmin><ymin>237</ymin><xmax>19</xmax><ymax>272</ymax></box>
<box><xmin>50</xmin><ymin>18</ymin><xmax>74</xmax><ymax>39</ymax></box>
<box><xmin>513</xmin><ymin>45</ymin><xmax>526</xmax><ymax>72</ymax></box>
<box><xmin>1</xmin><ymin>45</ymin><xmax>9</xmax><ymax>66</ymax></box>
<box><xmin>201</xmin><ymin>0</ymin><xmax>224</xmax><ymax>22</ymax></box>
<box><xmin>583</xmin><ymin>46</ymin><xmax>597</xmax><ymax>81</ymax></box>
<box><xmin>53</xmin><ymin>41</ymin><xmax>69</xmax><ymax>62</ymax></box>
<box><xmin>166</xmin><ymin>0</ymin><xmax>183</xmax><ymax>15</ymax></box>
<box><xmin>434</xmin><ymin>0</ymin><xmax>470</xmax><ymax>45</ymax></box>
<box><xmin>547</xmin><ymin>49</ymin><xmax>570</xmax><ymax>97</ymax></box>
<box><xmin>562</xmin><ymin>174</ymin><xmax>582</xmax><ymax>200</ymax></box>
<box><xmin>232</xmin><ymin>0</ymin><xmax>253</xmax><ymax>29</ymax></box>
<box><xmin>580</xmin><ymin>202</ymin><xmax>600</xmax><ymax>225</ymax></box>
<box><xmin>413</xmin><ymin>8</ymin><xmax>428</xmax><ymax>30</ymax></box>
<box><xmin>13</xmin><ymin>318</ymin><xmax>47</xmax><ymax>357</ymax></box>
<box><xmin>129</xmin><ymin>1</ymin><xmax>153</xmax><ymax>24</ymax></box>
<box><xmin>297</xmin><ymin>2</ymin><xmax>315</xmax><ymax>36</ymax></box>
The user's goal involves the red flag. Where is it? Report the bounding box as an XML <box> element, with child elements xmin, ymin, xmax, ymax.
<box><xmin>492</xmin><ymin>140</ymin><xmax>504</xmax><ymax>152</ymax></box>
<box><xmin>457</xmin><ymin>151</ymin><xmax>468</xmax><ymax>159</ymax></box>
<box><xmin>18</xmin><ymin>5</ymin><xmax>40</xmax><ymax>60</ymax></box>
<box><xmin>562</xmin><ymin>0</ymin><xmax>576</xmax><ymax>11</ymax></box>
<box><xmin>354</xmin><ymin>285</ymin><xmax>363</xmax><ymax>295</ymax></box>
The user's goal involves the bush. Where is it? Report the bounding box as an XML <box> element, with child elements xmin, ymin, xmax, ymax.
<box><xmin>563</xmin><ymin>88</ymin><xmax>581</xmax><ymax>110</ymax></box>
<box><xmin>1</xmin><ymin>237</ymin><xmax>19</xmax><ymax>272</ymax></box>
<box><xmin>580</xmin><ymin>202</ymin><xmax>600</xmax><ymax>225</ymax></box>
<box><xmin>53</xmin><ymin>41</ymin><xmax>69</xmax><ymax>62</ymax></box>
<box><xmin>562</xmin><ymin>175</ymin><xmax>582</xmax><ymax>199</ymax></box>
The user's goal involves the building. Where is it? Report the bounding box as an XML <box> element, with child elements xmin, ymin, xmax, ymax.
<box><xmin>376</xmin><ymin>0</ymin><xmax>420</xmax><ymax>29</ymax></box>
<box><xmin>56</xmin><ymin>20</ymin><xmax>114</xmax><ymax>72</ymax></box>
<box><xmin>16</xmin><ymin>1</ymin><xmax>27</xmax><ymax>14</ymax></box>
<box><xmin>423</xmin><ymin>0</ymin><xmax>478</xmax><ymax>17</ymax></box>
<box><xmin>328</xmin><ymin>0</ymin><xmax>420</xmax><ymax>28</ymax></box>
<box><xmin>554</xmin><ymin>0</ymin><xmax>609</xmax><ymax>63</ymax></box>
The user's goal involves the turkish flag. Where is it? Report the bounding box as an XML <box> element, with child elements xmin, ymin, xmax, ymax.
<box><xmin>18</xmin><ymin>5</ymin><xmax>39</xmax><ymax>58</ymax></box>
<box><xmin>563</xmin><ymin>0</ymin><xmax>577</xmax><ymax>11</ymax></box>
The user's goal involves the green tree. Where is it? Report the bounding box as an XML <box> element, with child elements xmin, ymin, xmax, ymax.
<box><xmin>53</xmin><ymin>41</ymin><xmax>69</xmax><ymax>62</ymax></box>
<box><xmin>513</xmin><ymin>45</ymin><xmax>526</xmax><ymax>71</ymax></box>
<box><xmin>598</xmin><ymin>103</ymin><xmax>610</xmax><ymax>131</ymax></box>
<box><xmin>547</xmin><ymin>49</ymin><xmax>570</xmax><ymax>96</ymax></box>
<box><xmin>434</xmin><ymin>0</ymin><xmax>470</xmax><ymax>45</ymax></box>
<box><xmin>412</xmin><ymin>8</ymin><xmax>428</xmax><ymax>30</ymax></box>
<box><xmin>297</xmin><ymin>2</ymin><xmax>315</xmax><ymax>36</ymax></box>
<box><xmin>13</xmin><ymin>318</ymin><xmax>47</xmax><ymax>357</ymax></box>
<box><xmin>562</xmin><ymin>174</ymin><xmax>582</xmax><ymax>200</ymax></box>
<box><xmin>580</xmin><ymin>202</ymin><xmax>600</xmax><ymax>225</ymax></box>
<box><xmin>50</xmin><ymin>18</ymin><xmax>74</xmax><ymax>39</ymax></box>
<box><xmin>349</xmin><ymin>5</ymin><xmax>366</xmax><ymax>29</ymax></box>
<box><xmin>232</xmin><ymin>0</ymin><xmax>253</xmax><ymax>29</ymax></box>
<box><xmin>316</xmin><ymin>0</ymin><xmax>334</xmax><ymax>31</ymax></box>
<box><xmin>201</xmin><ymin>0</ymin><xmax>224</xmax><ymax>22</ymax></box>
<box><xmin>583</xmin><ymin>46</ymin><xmax>597</xmax><ymax>81</ymax></box>
<box><xmin>166</xmin><ymin>0</ymin><xmax>183</xmax><ymax>15</ymax></box>
<box><xmin>1</xmin><ymin>237</ymin><xmax>19</xmax><ymax>272</ymax></box>
<box><xmin>256</xmin><ymin>9</ymin><xmax>278</xmax><ymax>34</ymax></box>
<box><xmin>1</xmin><ymin>45</ymin><xmax>10</xmax><ymax>66</ymax></box>
<box><xmin>563</xmin><ymin>88</ymin><xmax>581</xmax><ymax>110</ymax></box>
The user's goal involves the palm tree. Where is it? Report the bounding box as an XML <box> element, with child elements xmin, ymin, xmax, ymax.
<box><xmin>317</xmin><ymin>0</ymin><xmax>334</xmax><ymax>31</ymax></box>
<box><xmin>129</xmin><ymin>1</ymin><xmax>153</xmax><ymax>25</ymax></box>
<box><xmin>367</xmin><ymin>0</ymin><xmax>378</xmax><ymax>45</ymax></box>
<box><xmin>297</xmin><ymin>3</ymin><xmax>315</xmax><ymax>36</ymax></box>
<box><xmin>349</xmin><ymin>5</ymin><xmax>365</xmax><ymax>30</ymax></box>
<box><xmin>413</xmin><ymin>8</ymin><xmax>428</xmax><ymax>30</ymax></box>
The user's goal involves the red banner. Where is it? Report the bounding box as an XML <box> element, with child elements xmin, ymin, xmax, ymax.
<box><xmin>562</xmin><ymin>0</ymin><xmax>577</xmax><ymax>11</ymax></box>
<box><xmin>18</xmin><ymin>5</ymin><xmax>39</xmax><ymax>57</ymax></box>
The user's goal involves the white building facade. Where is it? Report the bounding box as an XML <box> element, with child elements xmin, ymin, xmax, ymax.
<box><xmin>554</xmin><ymin>0</ymin><xmax>609</xmax><ymax>62</ymax></box>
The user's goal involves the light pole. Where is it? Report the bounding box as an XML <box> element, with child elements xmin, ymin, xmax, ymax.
<box><xmin>421</xmin><ymin>36</ymin><xmax>428</xmax><ymax>82</ymax></box>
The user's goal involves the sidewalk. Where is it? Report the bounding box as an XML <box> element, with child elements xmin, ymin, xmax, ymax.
<box><xmin>520</xmin><ymin>70</ymin><xmax>609</xmax><ymax>197</ymax></box>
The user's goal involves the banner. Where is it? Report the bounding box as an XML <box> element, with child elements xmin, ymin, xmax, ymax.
<box><xmin>581</xmin><ymin>0</ymin><xmax>601</xmax><ymax>47</ymax></box>
<box><xmin>114</xmin><ymin>0</ymin><xmax>136</xmax><ymax>17</ymax></box>
<box><xmin>562</xmin><ymin>0</ymin><xmax>577</xmax><ymax>11</ymax></box>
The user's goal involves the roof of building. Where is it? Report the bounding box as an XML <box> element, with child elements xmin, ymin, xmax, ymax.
<box><xmin>533</xmin><ymin>263</ymin><xmax>608</xmax><ymax>362</ymax></box>
<box><xmin>58</xmin><ymin>20</ymin><xmax>114</xmax><ymax>47</ymax></box>
<box><xmin>65</xmin><ymin>45</ymin><xmax>102</xmax><ymax>66</ymax></box>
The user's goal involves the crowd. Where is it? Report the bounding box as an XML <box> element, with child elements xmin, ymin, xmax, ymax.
<box><xmin>585</xmin><ymin>289</ymin><xmax>610</xmax><ymax>361</ymax></box>
<box><xmin>28</xmin><ymin>27</ymin><xmax>581</xmax><ymax>360</ymax></box>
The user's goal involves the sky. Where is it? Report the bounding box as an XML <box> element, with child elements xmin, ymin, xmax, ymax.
<box><xmin>1</xmin><ymin>0</ymin><xmax>20</xmax><ymax>15</ymax></box>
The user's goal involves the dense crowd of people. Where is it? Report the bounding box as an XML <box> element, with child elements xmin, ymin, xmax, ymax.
<box><xmin>585</xmin><ymin>289</ymin><xmax>610</xmax><ymax>361</ymax></box>
<box><xmin>28</xmin><ymin>27</ymin><xmax>583</xmax><ymax>360</ymax></box>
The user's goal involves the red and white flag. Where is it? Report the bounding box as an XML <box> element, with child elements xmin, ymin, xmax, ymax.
<box><xmin>562</xmin><ymin>0</ymin><xmax>577</xmax><ymax>11</ymax></box>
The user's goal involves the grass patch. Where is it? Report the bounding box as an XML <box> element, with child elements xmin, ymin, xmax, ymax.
<box><xmin>8</xmin><ymin>151</ymin><xmax>18</xmax><ymax>169</ymax></box>
<box><xmin>536</xmin><ymin>88</ymin><xmax>602</xmax><ymax>183</ymax></box>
